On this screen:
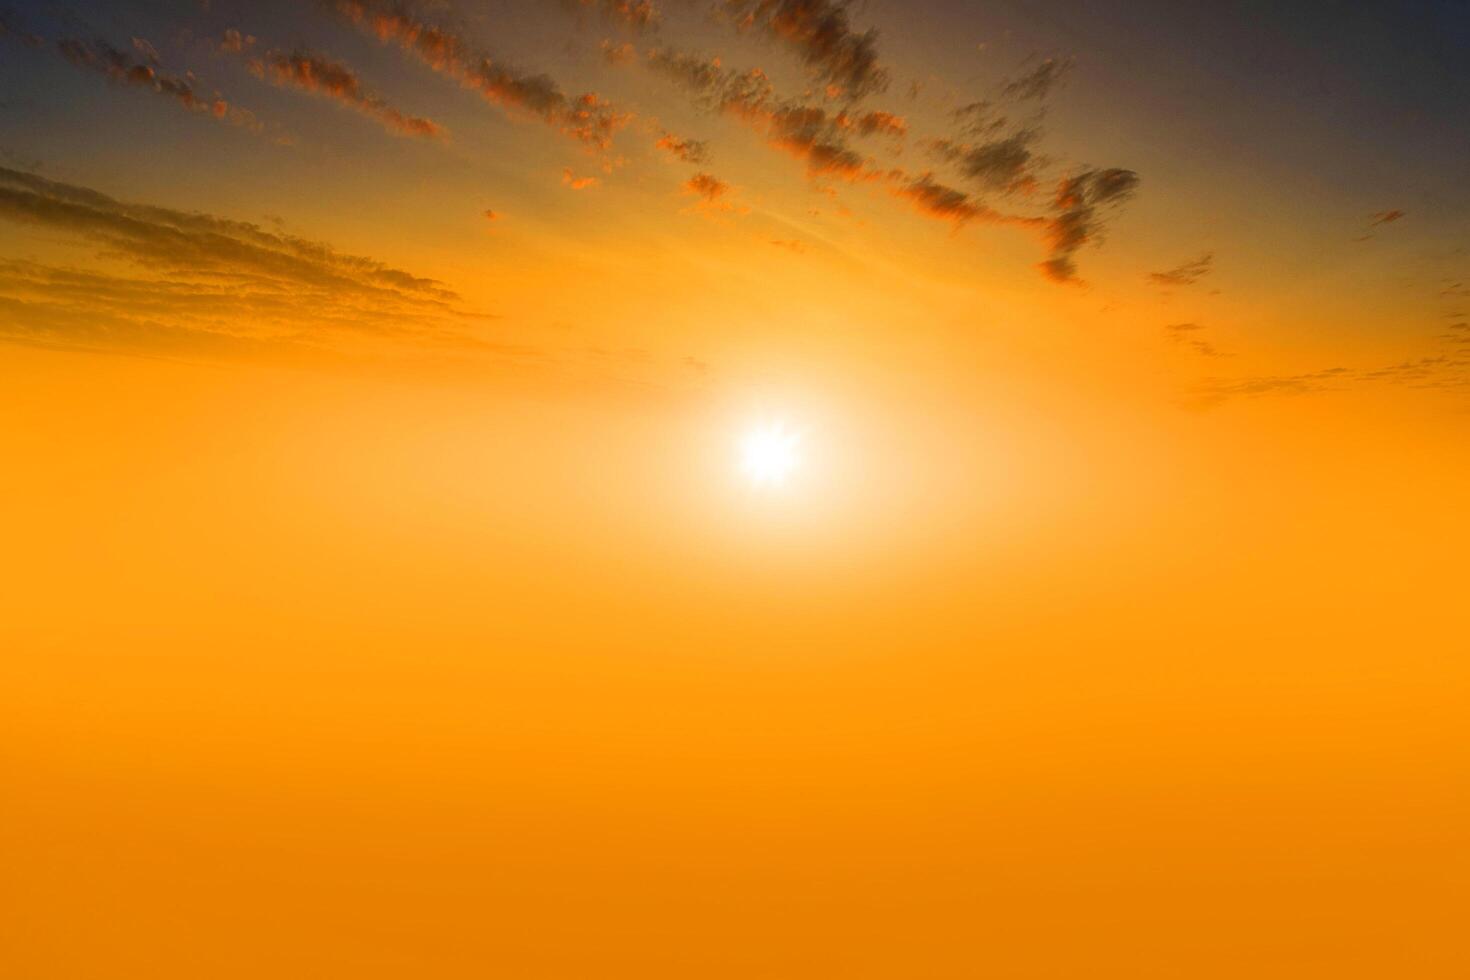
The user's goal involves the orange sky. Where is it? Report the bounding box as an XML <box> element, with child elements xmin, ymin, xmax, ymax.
<box><xmin>2</xmin><ymin>1</ymin><xmax>1469</xmax><ymax>977</ymax></box>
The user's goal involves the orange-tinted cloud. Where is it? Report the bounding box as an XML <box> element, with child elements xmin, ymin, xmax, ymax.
<box><xmin>600</xmin><ymin>39</ymin><xmax>637</xmax><ymax>65</ymax></box>
<box><xmin>219</xmin><ymin>29</ymin><xmax>256</xmax><ymax>54</ymax></box>
<box><xmin>887</xmin><ymin>172</ymin><xmax>1021</xmax><ymax>225</ymax></box>
<box><xmin>562</xmin><ymin>167</ymin><xmax>600</xmax><ymax>190</ymax></box>
<box><xmin>681</xmin><ymin>172</ymin><xmax>749</xmax><ymax>216</ymax></box>
<box><xmin>683</xmin><ymin>172</ymin><xmax>729</xmax><ymax>201</ymax></box>
<box><xmin>655</xmin><ymin>132</ymin><xmax>710</xmax><ymax>163</ymax></box>
<box><xmin>330</xmin><ymin>0</ymin><xmax>629</xmax><ymax>148</ymax></box>
<box><xmin>246</xmin><ymin>48</ymin><xmax>446</xmax><ymax>140</ymax></box>
<box><xmin>577</xmin><ymin>0</ymin><xmax>660</xmax><ymax>32</ymax></box>
<box><xmin>836</xmin><ymin>109</ymin><xmax>907</xmax><ymax>138</ymax></box>
<box><xmin>1370</xmin><ymin>209</ymin><xmax>1406</xmax><ymax>227</ymax></box>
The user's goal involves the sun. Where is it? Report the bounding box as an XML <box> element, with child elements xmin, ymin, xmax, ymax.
<box><xmin>740</xmin><ymin>422</ymin><xmax>802</xmax><ymax>488</ymax></box>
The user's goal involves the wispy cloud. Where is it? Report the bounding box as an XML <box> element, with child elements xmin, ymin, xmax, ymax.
<box><xmin>1164</xmin><ymin>321</ymin><xmax>1227</xmax><ymax>358</ymax></box>
<box><xmin>242</xmin><ymin>45</ymin><xmax>446</xmax><ymax>140</ymax></box>
<box><xmin>51</xmin><ymin>36</ymin><xmax>264</xmax><ymax>134</ymax></box>
<box><xmin>0</xmin><ymin>10</ymin><xmax>44</xmax><ymax>48</ymax></box>
<box><xmin>1150</xmin><ymin>252</ymin><xmax>1214</xmax><ymax>287</ymax></box>
<box><xmin>645</xmin><ymin>44</ymin><xmax>1135</xmax><ymax>281</ymax></box>
<box><xmin>1191</xmin><ymin>347</ymin><xmax>1470</xmax><ymax>408</ymax></box>
<box><xmin>645</xmin><ymin>48</ymin><xmax>877</xmax><ymax>181</ymax></box>
<box><xmin>328</xmin><ymin>0</ymin><xmax>629</xmax><ymax>148</ymax></box>
<box><xmin>1001</xmin><ymin>57</ymin><xmax>1073</xmax><ymax>101</ymax></box>
<box><xmin>836</xmin><ymin>109</ymin><xmax>906</xmax><ymax>139</ymax></box>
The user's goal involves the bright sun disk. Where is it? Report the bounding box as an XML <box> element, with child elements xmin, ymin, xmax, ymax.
<box><xmin>740</xmin><ymin>422</ymin><xmax>802</xmax><ymax>488</ymax></box>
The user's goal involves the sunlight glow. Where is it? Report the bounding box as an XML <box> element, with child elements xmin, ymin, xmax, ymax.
<box><xmin>740</xmin><ymin>422</ymin><xmax>802</xmax><ymax>488</ymax></box>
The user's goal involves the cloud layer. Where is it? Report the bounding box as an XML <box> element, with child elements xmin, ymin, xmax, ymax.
<box><xmin>0</xmin><ymin>166</ymin><xmax>478</xmax><ymax>355</ymax></box>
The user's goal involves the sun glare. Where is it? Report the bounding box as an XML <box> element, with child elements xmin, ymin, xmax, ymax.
<box><xmin>740</xmin><ymin>422</ymin><xmax>802</xmax><ymax>488</ymax></box>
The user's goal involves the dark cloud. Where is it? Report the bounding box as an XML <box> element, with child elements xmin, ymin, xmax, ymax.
<box><xmin>927</xmin><ymin>129</ymin><xmax>1041</xmax><ymax>195</ymax></box>
<box><xmin>243</xmin><ymin>46</ymin><xmax>446</xmax><ymax>140</ymax></box>
<box><xmin>720</xmin><ymin>0</ymin><xmax>889</xmax><ymax>100</ymax></box>
<box><xmin>889</xmin><ymin>173</ymin><xmax>1006</xmax><ymax>224</ymax></box>
<box><xmin>1150</xmin><ymin>252</ymin><xmax>1214</xmax><ymax>287</ymax></box>
<box><xmin>1369</xmin><ymin>209</ymin><xmax>1406</xmax><ymax>227</ymax></box>
<box><xmin>646</xmin><ymin>48</ymin><xmax>877</xmax><ymax>181</ymax></box>
<box><xmin>1038</xmin><ymin>168</ymin><xmax>1140</xmax><ymax>283</ymax></box>
<box><xmin>1001</xmin><ymin>57</ymin><xmax>1073</xmax><ymax>101</ymax></box>
<box><xmin>329</xmin><ymin>0</ymin><xmax>629</xmax><ymax>148</ymax></box>
<box><xmin>760</xmin><ymin>104</ymin><xmax>873</xmax><ymax>179</ymax></box>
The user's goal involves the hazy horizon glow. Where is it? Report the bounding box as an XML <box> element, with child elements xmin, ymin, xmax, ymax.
<box><xmin>2</xmin><ymin>1</ymin><xmax>1469</xmax><ymax>977</ymax></box>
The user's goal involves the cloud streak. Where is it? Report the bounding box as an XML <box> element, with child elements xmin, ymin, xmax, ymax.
<box><xmin>1165</xmin><ymin>321</ymin><xmax>1226</xmax><ymax>358</ymax></box>
<box><xmin>51</xmin><ymin>36</ymin><xmax>263</xmax><ymax>133</ymax></box>
<box><xmin>244</xmin><ymin>46</ymin><xmax>446</xmax><ymax>140</ymax></box>
<box><xmin>0</xmin><ymin>166</ymin><xmax>485</xmax><ymax>356</ymax></box>
<box><xmin>328</xmin><ymin>0</ymin><xmax>629</xmax><ymax>148</ymax></box>
<box><xmin>1150</xmin><ymin>252</ymin><xmax>1214</xmax><ymax>287</ymax></box>
<box><xmin>1002</xmin><ymin>57</ymin><xmax>1073</xmax><ymax>101</ymax></box>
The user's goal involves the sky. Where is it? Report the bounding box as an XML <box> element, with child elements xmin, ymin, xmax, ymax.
<box><xmin>2</xmin><ymin>1</ymin><xmax>1470</xmax><ymax>977</ymax></box>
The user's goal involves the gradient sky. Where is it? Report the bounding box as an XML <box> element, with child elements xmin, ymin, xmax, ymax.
<box><xmin>3</xmin><ymin>2</ymin><xmax>1470</xmax><ymax>978</ymax></box>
